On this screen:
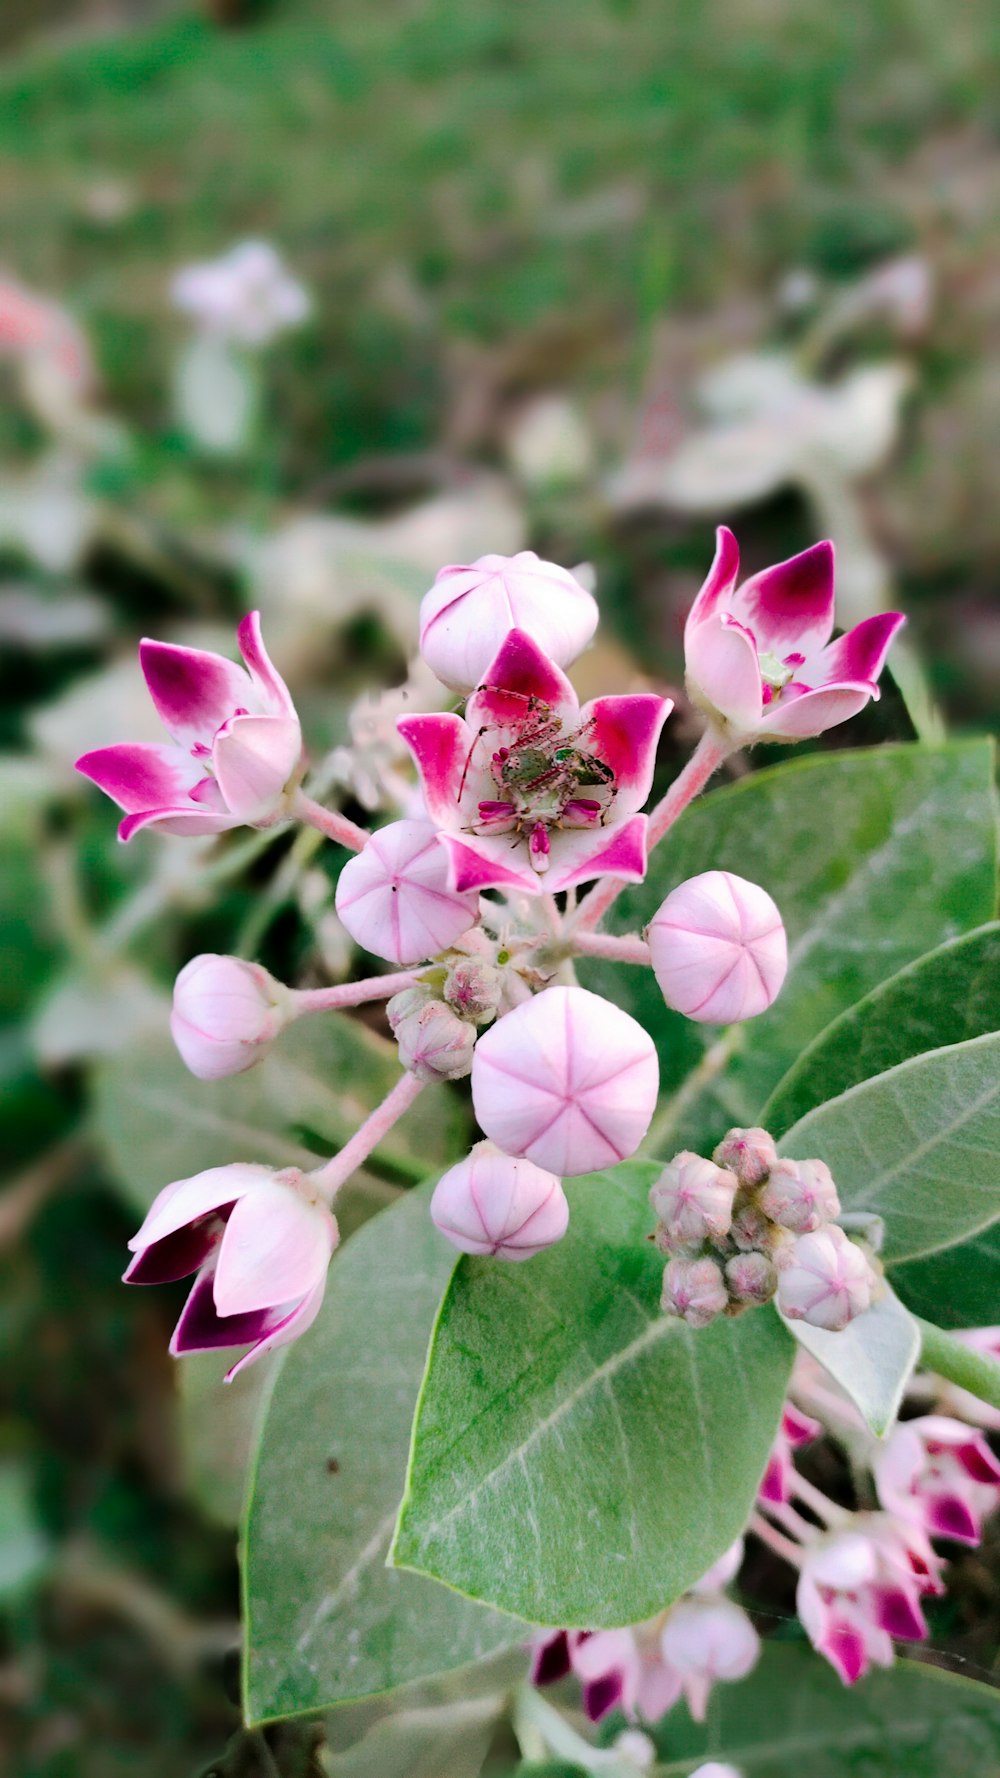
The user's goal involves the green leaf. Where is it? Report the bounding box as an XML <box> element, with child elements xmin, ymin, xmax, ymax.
<box><xmin>242</xmin><ymin>1182</ymin><xmax>523</xmax><ymax>1725</ymax></box>
<box><xmin>578</xmin><ymin>741</ymin><xmax>997</xmax><ymax>1151</ymax></box>
<box><xmin>391</xmin><ymin>1162</ymin><xmax>793</xmax><ymax>1628</ymax></box>
<box><xmin>648</xmin><ymin>1642</ymin><xmax>1000</xmax><ymax>1776</ymax></box>
<box><xmin>178</xmin><ymin>1351</ymin><xmax>277</xmax><ymax>1528</ymax></box>
<box><xmin>323</xmin><ymin>1650</ymin><xmax>524</xmax><ymax>1778</ymax></box>
<box><xmin>784</xmin><ymin>1282</ymin><xmax>920</xmax><ymax>1436</ymax></box>
<box><xmin>891</xmin><ymin>1222</ymin><xmax>1000</xmax><ymax>1329</ymax></box>
<box><xmin>92</xmin><ymin>1013</ymin><xmax>466</xmax><ymax>1217</ymax></box>
<box><xmin>780</xmin><ymin>1032</ymin><xmax>1000</xmax><ymax>1263</ymax></box>
<box><xmin>764</xmin><ymin>923</ymin><xmax>1000</xmax><ymax>1136</ymax></box>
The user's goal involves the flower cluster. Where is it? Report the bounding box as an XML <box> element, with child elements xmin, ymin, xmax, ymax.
<box><xmin>652</xmin><ymin>1126</ymin><xmax>878</xmax><ymax>1331</ymax></box>
<box><xmin>76</xmin><ymin>532</ymin><xmax>901</xmax><ymax>1374</ymax></box>
<box><xmin>751</xmin><ymin>1348</ymin><xmax>1000</xmax><ymax>1685</ymax></box>
<box><xmin>531</xmin><ymin>1540</ymin><xmax>758</xmax><ymax>1725</ymax></box>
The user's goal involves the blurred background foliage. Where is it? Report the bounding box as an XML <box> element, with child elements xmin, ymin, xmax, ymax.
<box><xmin>1</xmin><ymin>1</ymin><xmax>998</xmax><ymax>1773</ymax></box>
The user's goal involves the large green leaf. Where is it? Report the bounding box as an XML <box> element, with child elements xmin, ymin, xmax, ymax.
<box><xmin>242</xmin><ymin>1182</ymin><xmax>523</xmax><ymax>1726</ymax></box>
<box><xmin>391</xmin><ymin>1163</ymin><xmax>793</xmax><ymax>1628</ymax></box>
<box><xmin>765</xmin><ymin>923</ymin><xmax>1000</xmax><ymax>1136</ymax></box>
<box><xmin>890</xmin><ymin>1222</ymin><xmax>1000</xmax><ymax>1330</ymax></box>
<box><xmin>647</xmin><ymin>1642</ymin><xmax>1000</xmax><ymax>1775</ymax></box>
<box><xmin>780</xmin><ymin>1032</ymin><xmax>1000</xmax><ymax>1264</ymax></box>
<box><xmin>92</xmin><ymin>1012</ymin><xmax>467</xmax><ymax>1217</ymax></box>
<box><xmin>578</xmin><ymin>741</ymin><xmax>997</xmax><ymax>1151</ymax></box>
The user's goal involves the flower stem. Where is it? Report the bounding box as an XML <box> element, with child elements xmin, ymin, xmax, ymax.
<box><xmin>291</xmin><ymin>970</ymin><xmax>419</xmax><ymax>1015</ymax></box>
<box><xmin>291</xmin><ymin>788</ymin><xmax>369</xmax><ymax>853</ymax></box>
<box><xmin>749</xmin><ymin>1510</ymin><xmax>805</xmax><ymax>1569</ymax></box>
<box><xmin>790</xmin><ymin>1470</ymin><xmax>851</xmax><ymax>1529</ymax></box>
<box><xmin>570</xmin><ymin>930</ymin><xmax>651</xmax><ymax>966</ymax></box>
<box><xmin>569</xmin><ymin>729</ymin><xmax>729</xmax><ymax>934</ymax></box>
<box><xmin>310</xmin><ymin>1070</ymin><xmax>426</xmax><ymax>1199</ymax></box>
<box><xmin>916</xmin><ymin>1317</ymin><xmax>1000</xmax><ymax>1415</ymax></box>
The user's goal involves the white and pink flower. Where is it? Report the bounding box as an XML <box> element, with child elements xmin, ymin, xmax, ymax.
<box><xmin>776</xmin><ymin>1225</ymin><xmax>875</xmax><ymax>1332</ymax></box>
<box><xmin>171</xmin><ymin>240</ymin><xmax>310</xmax><ymax>348</ymax></box>
<box><xmin>796</xmin><ymin>1516</ymin><xmax>944</xmax><ymax>1685</ymax></box>
<box><xmin>759</xmin><ymin>1402</ymin><xmax>822</xmax><ymax>1506</ymax></box>
<box><xmin>471</xmin><ymin>985</ymin><xmax>658</xmax><ymax>1176</ymax></box>
<box><xmin>125</xmin><ymin>1163</ymin><xmax>338</xmax><ymax>1379</ymax></box>
<box><xmin>431</xmin><ymin>1142</ymin><xmax>569</xmax><ymax>1260</ymax></box>
<box><xmin>418</xmin><ymin>550</ymin><xmax>598</xmax><ymax>691</ymax></box>
<box><xmin>171</xmin><ymin>953</ymin><xmax>289</xmax><ymax>1080</ymax></box>
<box><xmin>685</xmin><ymin>527</ymin><xmax>904</xmax><ymax>743</ymax></box>
<box><xmin>76</xmin><ymin>613</ymin><xmax>302</xmax><ymax>840</ymax></box>
<box><xmin>874</xmin><ymin>1414</ymin><xmax>1000</xmax><ymax>1547</ymax></box>
<box><xmin>334</xmin><ymin>817</ymin><xmax>479</xmax><ymax>964</ymax></box>
<box><xmin>647</xmin><ymin>870</ymin><xmax>787</xmax><ymax>1024</ymax></box>
<box><xmin>399</xmin><ymin>628</ymin><xmax>670</xmax><ymax>896</ymax></box>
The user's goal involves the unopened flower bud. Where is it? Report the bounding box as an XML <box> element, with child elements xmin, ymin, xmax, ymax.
<box><xmin>395</xmin><ymin>999</ymin><xmax>477</xmax><ymax>1082</ymax></box>
<box><xmin>170</xmin><ymin>953</ymin><xmax>288</xmax><ymax>1080</ymax></box>
<box><xmin>443</xmin><ymin>955</ymin><xmax>503</xmax><ymax>1025</ymax></box>
<box><xmin>689</xmin><ymin>1766</ymin><xmax>744</xmax><ymax>1778</ymax></box>
<box><xmin>661</xmin><ymin>1255</ymin><xmax>728</xmax><ymax>1328</ymax></box>
<box><xmin>418</xmin><ymin>550</ymin><xmax>598</xmax><ymax>692</ymax></box>
<box><xmin>335</xmin><ymin>818</ymin><xmax>478</xmax><ymax>966</ymax></box>
<box><xmin>471</xmin><ymin>985</ymin><xmax>658</xmax><ymax>1176</ymax></box>
<box><xmin>725</xmin><ymin>1251</ymin><xmax>777</xmax><ymax>1305</ymax></box>
<box><xmin>777</xmin><ymin>1225</ymin><xmax>875</xmax><ymax>1331</ymax></box>
<box><xmin>712</xmin><ymin>1126</ymin><xmax>777</xmax><ymax>1187</ymax></box>
<box><xmin>729</xmin><ymin>1199</ymin><xmax>774</xmax><ymax>1253</ymax></box>
<box><xmin>612</xmin><ymin>1729</ymin><xmax>656</xmax><ymax>1771</ymax></box>
<box><xmin>430</xmin><ymin>1141</ymin><xmax>568</xmax><ymax>1261</ymax></box>
<box><xmin>386</xmin><ymin>985</ymin><xmax>432</xmax><ymax>1032</ymax></box>
<box><xmin>650</xmin><ymin>1152</ymin><xmax>737</xmax><ymax>1248</ymax></box>
<box><xmin>647</xmin><ymin>870</ymin><xmax>787</xmax><ymax>1023</ymax></box>
<box><xmin>760</xmin><ymin>1157</ymin><xmax>840</xmax><ymax>1233</ymax></box>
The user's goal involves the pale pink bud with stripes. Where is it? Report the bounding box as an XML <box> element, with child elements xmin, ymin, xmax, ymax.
<box><xmin>394</xmin><ymin>998</ymin><xmax>477</xmax><ymax>1082</ymax></box>
<box><xmin>418</xmin><ymin>550</ymin><xmax>598</xmax><ymax>691</ymax></box>
<box><xmin>431</xmin><ymin>1141</ymin><xmax>569</xmax><ymax>1261</ymax></box>
<box><xmin>777</xmin><ymin>1225</ymin><xmax>875</xmax><ymax>1331</ymax></box>
<box><xmin>761</xmin><ymin>1156</ymin><xmax>841</xmax><ymax>1234</ymax></box>
<box><xmin>712</xmin><ymin>1125</ymin><xmax>778</xmax><ymax>1187</ymax></box>
<box><xmin>661</xmin><ymin>1255</ymin><xmax>728</xmax><ymax>1329</ymax></box>
<box><xmin>170</xmin><ymin>953</ymin><xmax>289</xmax><ymax>1080</ymax></box>
<box><xmin>335</xmin><ymin>819</ymin><xmax>478</xmax><ymax>965</ymax></box>
<box><xmin>647</xmin><ymin>870</ymin><xmax>787</xmax><ymax>1024</ymax></box>
<box><xmin>650</xmin><ymin>1152</ymin><xmax>737</xmax><ymax>1248</ymax></box>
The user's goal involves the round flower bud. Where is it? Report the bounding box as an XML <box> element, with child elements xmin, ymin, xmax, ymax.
<box><xmin>647</xmin><ymin>870</ymin><xmax>787</xmax><ymax>1024</ymax></box>
<box><xmin>650</xmin><ymin>1152</ymin><xmax>737</xmax><ymax>1249</ymax></box>
<box><xmin>760</xmin><ymin>1157</ymin><xmax>841</xmax><ymax>1234</ymax></box>
<box><xmin>611</xmin><ymin>1729</ymin><xmax>656</xmax><ymax>1772</ymax></box>
<box><xmin>335</xmin><ymin>819</ymin><xmax>478</xmax><ymax>966</ymax></box>
<box><xmin>170</xmin><ymin>953</ymin><xmax>288</xmax><ymax>1080</ymax></box>
<box><xmin>443</xmin><ymin>955</ymin><xmax>503</xmax><ymax>1025</ymax></box>
<box><xmin>729</xmin><ymin>1199</ymin><xmax>775</xmax><ymax>1253</ymax></box>
<box><xmin>430</xmin><ymin>1141</ymin><xmax>569</xmax><ymax>1261</ymax></box>
<box><xmin>712</xmin><ymin>1126</ymin><xmax>778</xmax><ymax>1188</ymax></box>
<box><xmin>471</xmin><ymin>986</ymin><xmax>658</xmax><ymax>1176</ymax></box>
<box><xmin>394</xmin><ymin>999</ymin><xmax>477</xmax><ymax>1082</ymax></box>
<box><xmin>418</xmin><ymin>550</ymin><xmax>599</xmax><ymax>692</ymax></box>
<box><xmin>661</xmin><ymin>1255</ymin><xmax>728</xmax><ymax>1329</ymax></box>
<box><xmin>385</xmin><ymin>985</ymin><xmax>433</xmax><ymax>1033</ymax></box>
<box><xmin>725</xmin><ymin>1250</ymin><xmax>777</xmax><ymax>1305</ymax></box>
<box><xmin>776</xmin><ymin>1225</ymin><xmax>874</xmax><ymax>1331</ymax></box>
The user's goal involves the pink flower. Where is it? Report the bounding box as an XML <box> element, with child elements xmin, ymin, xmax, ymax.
<box><xmin>874</xmin><ymin>1414</ymin><xmax>1000</xmax><ymax>1546</ymax></box>
<box><xmin>334</xmin><ymin>818</ymin><xmax>479</xmax><ymax>964</ymax></box>
<box><xmin>125</xmin><ymin>1163</ymin><xmax>338</xmax><ymax>1379</ymax></box>
<box><xmin>418</xmin><ymin>551</ymin><xmax>598</xmax><ymax>691</ymax></box>
<box><xmin>658</xmin><ymin>1596</ymin><xmax>760</xmax><ymax>1721</ymax></box>
<box><xmin>776</xmin><ymin>1225</ymin><xmax>875</xmax><ymax>1331</ymax></box>
<box><xmin>471</xmin><ymin>985</ymin><xmax>659</xmax><ymax>1175</ymax></box>
<box><xmin>0</xmin><ymin>270</ymin><xmax>93</xmax><ymax>391</ymax></box>
<box><xmin>431</xmin><ymin>1141</ymin><xmax>569</xmax><ymax>1260</ymax></box>
<box><xmin>76</xmin><ymin>613</ymin><xmax>302</xmax><ymax>841</ymax></box>
<box><xmin>399</xmin><ymin>629</ymin><xmax>670</xmax><ymax>895</ymax></box>
<box><xmin>647</xmin><ymin>871</ymin><xmax>787</xmax><ymax>1024</ymax></box>
<box><xmin>661</xmin><ymin>1255</ymin><xmax>729</xmax><ymax>1328</ymax></box>
<box><xmin>759</xmin><ymin>1402</ymin><xmax>822</xmax><ymax>1505</ymax></box>
<box><xmin>797</xmin><ymin>1517</ymin><xmax>944</xmax><ymax>1685</ymax></box>
<box><xmin>685</xmin><ymin>527</ymin><xmax>904</xmax><ymax>743</ymax></box>
<box><xmin>650</xmin><ymin>1152</ymin><xmax>738</xmax><ymax>1247</ymax></box>
<box><xmin>171</xmin><ymin>953</ymin><xmax>289</xmax><ymax>1080</ymax></box>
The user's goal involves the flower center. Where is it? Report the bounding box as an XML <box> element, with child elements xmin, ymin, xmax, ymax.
<box><xmin>464</xmin><ymin>699</ymin><xmax>617</xmax><ymax>873</ymax></box>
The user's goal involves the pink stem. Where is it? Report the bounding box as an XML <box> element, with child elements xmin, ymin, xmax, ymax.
<box><xmin>767</xmin><ymin>1497</ymin><xmax>822</xmax><ymax>1544</ymax></box>
<box><xmin>569</xmin><ymin>730</ymin><xmax>729</xmax><ymax>934</ymax></box>
<box><xmin>291</xmin><ymin>789</ymin><xmax>369</xmax><ymax>853</ymax></box>
<box><xmin>311</xmin><ymin>1070</ymin><xmax>426</xmax><ymax>1200</ymax></box>
<box><xmin>790</xmin><ymin>1470</ymin><xmax>851</xmax><ymax>1529</ymax></box>
<box><xmin>749</xmin><ymin>1510</ymin><xmax>805</xmax><ymax>1569</ymax></box>
<box><xmin>570</xmin><ymin>930</ymin><xmax>651</xmax><ymax>966</ymax></box>
<box><xmin>291</xmin><ymin>971</ymin><xmax>419</xmax><ymax>1015</ymax></box>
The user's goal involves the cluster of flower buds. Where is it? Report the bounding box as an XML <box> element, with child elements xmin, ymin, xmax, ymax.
<box><xmin>531</xmin><ymin>1539</ymin><xmax>759</xmax><ymax>1726</ymax></box>
<box><xmin>751</xmin><ymin>1344</ymin><xmax>1000</xmax><ymax>1685</ymax></box>
<box><xmin>652</xmin><ymin>1127</ymin><xmax>878</xmax><ymax>1332</ymax></box>
<box><xmin>75</xmin><ymin>529</ymin><xmax>903</xmax><ymax>1376</ymax></box>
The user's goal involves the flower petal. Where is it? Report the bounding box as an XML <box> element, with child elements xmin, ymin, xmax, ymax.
<box><xmin>684</xmin><ymin>525</ymin><xmax>741</xmax><ymax>638</ymax></box>
<box><xmin>139</xmin><ymin>638</ymin><xmax>251</xmax><ymax>749</ymax></box>
<box><xmin>213</xmin><ymin>1181</ymin><xmax>335</xmax><ymax>1316</ymax></box>
<box><xmin>129</xmin><ymin>1163</ymin><xmax>270</xmax><ymax>1253</ymax></box>
<box><xmin>465</xmin><ymin>628</ymin><xmax>578</xmax><ymax>731</ymax></box>
<box><xmin>729</xmin><ymin>540</ymin><xmax>836</xmax><ymax>658</ymax></box>
<box><xmin>124</xmin><ymin>1217</ymin><xmax>223</xmax><ymax>1285</ymax></box>
<box><xmin>117</xmin><ymin>804</ymin><xmax>243</xmax><ymax>842</ymax></box>
<box><xmin>580</xmin><ymin>693</ymin><xmax>671</xmax><ymax>814</ymax></box>
<box><xmin>756</xmin><ymin>681</ymin><xmax>876</xmax><ymax>741</ymax></box>
<box><xmin>224</xmin><ymin>1274</ymin><xmax>328</xmax><ymax>1380</ymax></box>
<box><xmin>75</xmin><ymin>742</ymin><xmax>202</xmax><ymax>813</ymax></box>
<box><xmin>212</xmin><ymin>712</ymin><xmax>301</xmax><ymax>822</ymax></box>
<box><xmin>546</xmin><ymin>813</ymin><xmax>649</xmax><ymax>893</ymax></box>
<box><xmin>439</xmin><ymin>831</ymin><xmax>540</xmax><ymax>894</ymax></box>
<box><xmin>808</xmin><ymin>611</ymin><xmax>906</xmax><ymax>689</ymax></box>
<box><xmin>685</xmin><ymin>613</ymin><xmax>763</xmax><ymax>735</ymax></box>
<box><xmin>397</xmin><ymin>711</ymin><xmax>470</xmax><ymax>831</ymax></box>
<box><xmin>236</xmin><ymin>610</ymin><xmax>297</xmax><ymax>718</ymax></box>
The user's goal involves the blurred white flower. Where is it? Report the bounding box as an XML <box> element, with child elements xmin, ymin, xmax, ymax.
<box><xmin>171</xmin><ymin>240</ymin><xmax>311</xmax><ymax>348</ymax></box>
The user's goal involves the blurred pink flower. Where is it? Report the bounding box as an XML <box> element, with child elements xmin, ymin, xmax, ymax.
<box><xmin>171</xmin><ymin>240</ymin><xmax>310</xmax><ymax>347</ymax></box>
<box><xmin>797</xmin><ymin>1516</ymin><xmax>944</xmax><ymax>1685</ymax></box>
<box><xmin>874</xmin><ymin>1414</ymin><xmax>1000</xmax><ymax>1546</ymax></box>
<box><xmin>759</xmin><ymin>1402</ymin><xmax>822</xmax><ymax>1505</ymax></box>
